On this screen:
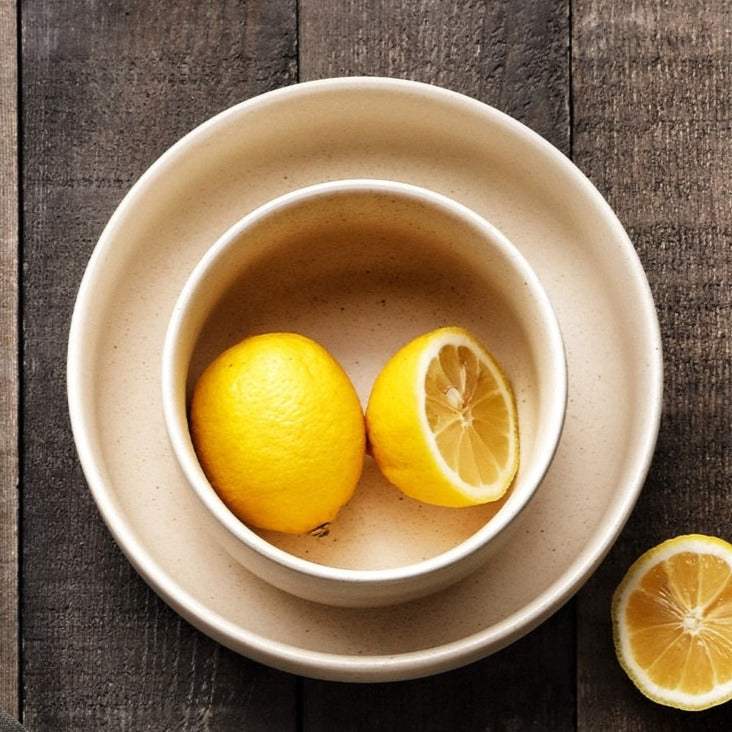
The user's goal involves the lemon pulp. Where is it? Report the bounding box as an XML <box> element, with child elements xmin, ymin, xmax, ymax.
<box><xmin>612</xmin><ymin>534</ymin><xmax>732</xmax><ymax>711</ymax></box>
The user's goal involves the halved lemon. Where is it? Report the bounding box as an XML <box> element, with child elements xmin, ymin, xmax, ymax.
<box><xmin>612</xmin><ymin>534</ymin><xmax>732</xmax><ymax>711</ymax></box>
<box><xmin>365</xmin><ymin>326</ymin><xmax>519</xmax><ymax>507</ymax></box>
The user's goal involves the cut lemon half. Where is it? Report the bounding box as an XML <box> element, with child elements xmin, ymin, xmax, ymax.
<box><xmin>365</xmin><ymin>326</ymin><xmax>519</xmax><ymax>507</ymax></box>
<box><xmin>612</xmin><ymin>534</ymin><xmax>732</xmax><ymax>711</ymax></box>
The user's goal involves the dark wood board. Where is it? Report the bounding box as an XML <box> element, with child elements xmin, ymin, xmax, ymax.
<box><xmin>0</xmin><ymin>0</ymin><xmax>18</xmax><ymax>720</ymax></box>
<box><xmin>20</xmin><ymin>1</ymin><xmax>299</xmax><ymax>729</ymax></box>
<box><xmin>300</xmin><ymin>0</ymin><xmax>570</xmax><ymax>152</ymax></box>
<box><xmin>299</xmin><ymin>1</ymin><xmax>576</xmax><ymax>729</ymax></box>
<box><xmin>573</xmin><ymin>0</ymin><xmax>732</xmax><ymax>729</ymax></box>
<box><xmin>11</xmin><ymin>0</ymin><xmax>731</xmax><ymax>729</ymax></box>
<box><xmin>302</xmin><ymin>608</ymin><xmax>575</xmax><ymax>732</ymax></box>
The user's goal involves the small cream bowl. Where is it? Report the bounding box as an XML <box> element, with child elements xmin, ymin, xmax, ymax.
<box><xmin>161</xmin><ymin>179</ymin><xmax>567</xmax><ymax>607</ymax></box>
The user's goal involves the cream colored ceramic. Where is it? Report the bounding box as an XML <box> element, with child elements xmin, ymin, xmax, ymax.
<box><xmin>67</xmin><ymin>78</ymin><xmax>662</xmax><ymax>681</ymax></box>
<box><xmin>161</xmin><ymin>179</ymin><xmax>567</xmax><ymax>607</ymax></box>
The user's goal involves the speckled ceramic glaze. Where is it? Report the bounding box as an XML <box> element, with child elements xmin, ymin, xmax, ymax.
<box><xmin>67</xmin><ymin>78</ymin><xmax>662</xmax><ymax>682</ymax></box>
<box><xmin>161</xmin><ymin>179</ymin><xmax>567</xmax><ymax>608</ymax></box>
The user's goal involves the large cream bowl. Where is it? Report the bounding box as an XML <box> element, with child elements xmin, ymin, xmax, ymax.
<box><xmin>67</xmin><ymin>77</ymin><xmax>662</xmax><ymax>681</ymax></box>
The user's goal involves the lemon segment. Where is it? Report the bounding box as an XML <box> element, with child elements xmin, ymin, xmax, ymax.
<box><xmin>190</xmin><ymin>333</ymin><xmax>365</xmax><ymax>535</ymax></box>
<box><xmin>612</xmin><ymin>534</ymin><xmax>732</xmax><ymax>711</ymax></box>
<box><xmin>366</xmin><ymin>326</ymin><xmax>519</xmax><ymax>507</ymax></box>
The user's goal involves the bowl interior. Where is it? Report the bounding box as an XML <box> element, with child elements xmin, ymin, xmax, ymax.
<box><xmin>168</xmin><ymin>180</ymin><xmax>565</xmax><ymax>572</ymax></box>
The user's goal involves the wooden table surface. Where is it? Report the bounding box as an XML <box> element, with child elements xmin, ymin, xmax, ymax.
<box><xmin>1</xmin><ymin>1</ymin><xmax>730</xmax><ymax>729</ymax></box>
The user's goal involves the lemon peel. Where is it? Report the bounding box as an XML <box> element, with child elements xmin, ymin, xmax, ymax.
<box><xmin>190</xmin><ymin>332</ymin><xmax>365</xmax><ymax>535</ymax></box>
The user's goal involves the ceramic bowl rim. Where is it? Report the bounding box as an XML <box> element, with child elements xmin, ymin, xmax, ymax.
<box><xmin>161</xmin><ymin>177</ymin><xmax>568</xmax><ymax>587</ymax></box>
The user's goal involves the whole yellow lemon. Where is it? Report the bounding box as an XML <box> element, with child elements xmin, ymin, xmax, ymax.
<box><xmin>190</xmin><ymin>332</ymin><xmax>365</xmax><ymax>534</ymax></box>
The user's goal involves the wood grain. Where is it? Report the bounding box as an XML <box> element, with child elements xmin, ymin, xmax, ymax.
<box><xmin>303</xmin><ymin>609</ymin><xmax>575</xmax><ymax>731</ymax></box>
<box><xmin>300</xmin><ymin>2</ymin><xmax>574</xmax><ymax>727</ymax></box>
<box><xmin>20</xmin><ymin>2</ymin><xmax>299</xmax><ymax>729</ymax></box>
<box><xmin>0</xmin><ymin>0</ymin><xmax>18</xmax><ymax>721</ymax></box>
<box><xmin>300</xmin><ymin>0</ymin><xmax>569</xmax><ymax>151</ymax></box>
<box><xmin>573</xmin><ymin>0</ymin><xmax>732</xmax><ymax>728</ymax></box>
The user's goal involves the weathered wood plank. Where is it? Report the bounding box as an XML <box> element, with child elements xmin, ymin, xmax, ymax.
<box><xmin>300</xmin><ymin>0</ymin><xmax>569</xmax><ymax>151</ymax></box>
<box><xmin>303</xmin><ymin>609</ymin><xmax>575</xmax><ymax>731</ymax></box>
<box><xmin>20</xmin><ymin>2</ymin><xmax>299</xmax><ymax>729</ymax></box>
<box><xmin>0</xmin><ymin>0</ymin><xmax>19</xmax><ymax>721</ymax></box>
<box><xmin>299</xmin><ymin>2</ymin><xmax>574</xmax><ymax>727</ymax></box>
<box><xmin>574</xmin><ymin>1</ymin><xmax>732</xmax><ymax>728</ymax></box>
